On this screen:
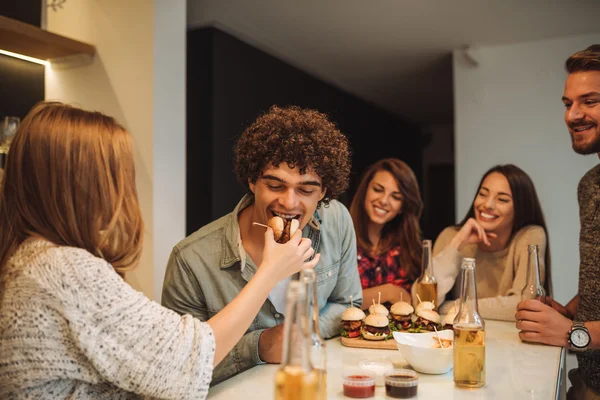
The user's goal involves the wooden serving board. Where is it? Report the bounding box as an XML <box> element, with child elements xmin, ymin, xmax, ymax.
<box><xmin>341</xmin><ymin>336</ymin><xmax>398</xmax><ymax>350</ymax></box>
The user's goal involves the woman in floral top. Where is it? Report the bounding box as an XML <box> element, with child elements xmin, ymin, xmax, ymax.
<box><xmin>350</xmin><ymin>159</ymin><xmax>423</xmax><ymax>309</ymax></box>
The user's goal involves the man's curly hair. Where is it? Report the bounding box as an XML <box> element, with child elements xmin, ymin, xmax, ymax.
<box><xmin>233</xmin><ymin>105</ymin><xmax>351</xmax><ymax>207</ymax></box>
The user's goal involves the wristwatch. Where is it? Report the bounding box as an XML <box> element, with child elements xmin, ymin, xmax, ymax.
<box><xmin>568</xmin><ymin>321</ymin><xmax>591</xmax><ymax>351</ymax></box>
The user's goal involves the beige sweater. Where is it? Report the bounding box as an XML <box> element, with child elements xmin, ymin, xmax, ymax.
<box><xmin>0</xmin><ymin>239</ymin><xmax>215</xmax><ymax>399</ymax></box>
<box><xmin>432</xmin><ymin>225</ymin><xmax>547</xmax><ymax>321</ymax></box>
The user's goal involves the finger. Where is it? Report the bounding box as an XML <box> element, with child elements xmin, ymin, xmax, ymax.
<box><xmin>514</xmin><ymin>309</ymin><xmax>542</xmax><ymax>323</ymax></box>
<box><xmin>519</xmin><ymin>330</ymin><xmax>542</xmax><ymax>343</ymax></box>
<box><xmin>302</xmin><ymin>246</ymin><xmax>316</xmax><ymax>261</ymax></box>
<box><xmin>516</xmin><ymin>320</ymin><xmax>541</xmax><ymax>333</ymax></box>
<box><xmin>289</xmin><ymin>228</ymin><xmax>303</xmax><ymax>245</ymax></box>
<box><xmin>297</xmin><ymin>237</ymin><xmax>313</xmax><ymax>252</ymax></box>
<box><xmin>264</xmin><ymin>226</ymin><xmax>275</xmax><ymax>241</ymax></box>
<box><xmin>519</xmin><ymin>299</ymin><xmax>546</xmax><ymax>312</ymax></box>
<box><xmin>474</xmin><ymin>224</ymin><xmax>491</xmax><ymax>246</ymax></box>
<box><xmin>303</xmin><ymin>253</ymin><xmax>320</xmax><ymax>269</ymax></box>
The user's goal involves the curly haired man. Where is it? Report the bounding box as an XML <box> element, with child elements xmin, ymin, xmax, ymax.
<box><xmin>161</xmin><ymin>105</ymin><xmax>362</xmax><ymax>384</ymax></box>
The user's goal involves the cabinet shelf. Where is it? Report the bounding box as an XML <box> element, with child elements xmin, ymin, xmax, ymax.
<box><xmin>0</xmin><ymin>15</ymin><xmax>95</xmax><ymax>63</ymax></box>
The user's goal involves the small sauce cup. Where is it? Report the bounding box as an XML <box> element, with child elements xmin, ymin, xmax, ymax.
<box><xmin>343</xmin><ymin>369</ymin><xmax>376</xmax><ymax>398</ymax></box>
<box><xmin>384</xmin><ymin>369</ymin><xmax>418</xmax><ymax>399</ymax></box>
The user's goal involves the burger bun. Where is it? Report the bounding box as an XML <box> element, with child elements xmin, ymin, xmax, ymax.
<box><xmin>417</xmin><ymin>309</ymin><xmax>441</xmax><ymax>324</ymax></box>
<box><xmin>368</xmin><ymin>303</ymin><xmax>389</xmax><ymax>317</ymax></box>
<box><xmin>415</xmin><ymin>300</ymin><xmax>435</xmax><ymax>314</ymax></box>
<box><xmin>268</xmin><ymin>216</ymin><xmax>284</xmax><ymax>241</ymax></box>
<box><xmin>364</xmin><ymin>313</ymin><xmax>390</xmax><ymax>328</ymax></box>
<box><xmin>390</xmin><ymin>301</ymin><xmax>414</xmax><ymax>316</ymax></box>
<box><xmin>342</xmin><ymin>307</ymin><xmax>366</xmax><ymax>322</ymax></box>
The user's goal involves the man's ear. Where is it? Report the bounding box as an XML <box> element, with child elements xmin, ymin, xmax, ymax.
<box><xmin>319</xmin><ymin>188</ymin><xmax>327</xmax><ymax>201</ymax></box>
<box><xmin>249</xmin><ymin>179</ymin><xmax>256</xmax><ymax>194</ymax></box>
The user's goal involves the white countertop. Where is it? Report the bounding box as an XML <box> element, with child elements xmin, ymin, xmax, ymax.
<box><xmin>207</xmin><ymin>320</ymin><xmax>565</xmax><ymax>399</ymax></box>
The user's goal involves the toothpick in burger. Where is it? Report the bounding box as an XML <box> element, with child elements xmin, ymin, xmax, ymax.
<box><xmin>390</xmin><ymin>301</ymin><xmax>414</xmax><ymax>331</ymax></box>
<box><xmin>414</xmin><ymin>300</ymin><xmax>435</xmax><ymax>315</ymax></box>
<box><xmin>368</xmin><ymin>297</ymin><xmax>389</xmax><ymax>318</ymax></box>
<box><xmin>361</xmin><ymin>313</ymin><xmax>391</xmax><ymax>341</ymax></box>
<box><xmin>341</xmin><ymin>307</ymin><xmax>366</xmax><ymax>338</ymax></box>
<box><xmin>267</xmin><ymin>216</ymin><xmax>300</xmax><ymax>244</ymax></box>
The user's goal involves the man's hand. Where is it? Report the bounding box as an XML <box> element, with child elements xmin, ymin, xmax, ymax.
<box><xmin>515</xmin><ymin>299</ymin><xmax>572</xmax><ymax>347</ymax></box>
<box><xmin>258</xmin><ymin>324</ymin><xmax>284</xmax><ymax>363</ymax></box>
<box><xmin>544</xmin><ymin>296</ymin><xmax>574</xmax><ymax>319</ymax></box>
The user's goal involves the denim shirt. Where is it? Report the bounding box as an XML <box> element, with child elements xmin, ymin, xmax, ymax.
<box><xmin>161</xmin><ymin>195</ymin><xmax>362</xmax><ymax>384</ymax></box>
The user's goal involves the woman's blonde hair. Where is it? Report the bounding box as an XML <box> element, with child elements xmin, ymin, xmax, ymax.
<box><xmin>0</xmin><ymin>101</ymin><xmax>143</xmax><ymax>276</ymax></box>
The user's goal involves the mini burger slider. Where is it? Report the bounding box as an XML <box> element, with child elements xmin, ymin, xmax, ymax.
<box><xmin>341</xmin><ymin>307</ymin><xmax>366</xmax><ymax>338</ymax></box>
<box><xmin>361</xmin><ymin>314</ymin><xmax>391</xmax><ymax>341</ymax></box>
<box><xmin>390</xmin><ymin>301</ymin><xmax>414</xmax><ymax>330</ymax></box>
<box><xmin>443</xmin><ymin>303</ymin><xmax>459</xmax><ymax>330</ymax></box>
<box><xmin>411</xmin><ymin>309</ymin><xmax>441</xmax><ymax>332</ymax></box>
<box><xmin>268</xmin><ymin>216</ymin><xmax>300</xmax><ymax>244</ymax></box>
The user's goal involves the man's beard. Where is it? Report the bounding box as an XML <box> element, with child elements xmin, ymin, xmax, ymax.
<box><xmin>570</xmin><ymin>127</ymin><xmax>600</xmax><ymax>155</ymax></box>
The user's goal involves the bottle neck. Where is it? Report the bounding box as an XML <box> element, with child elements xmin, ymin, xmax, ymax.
<box><xmin>281</xmin><ymin>291</ymin><xmax>311</xmax><ymax>370</ymax></box>
<box><xmin>456</xmin><ymin>263</ymin><xmax>484</xmax><ymax>328</ymax></box>
<box><xmin>420</xmin><ymin>240</ymin><xmax>435</xmax><ymax>282</ymax></box>
<box><xmin>522</xmin><ymin>246</ymin><xmax>546</xmax><ymax>301</ymax></box>
<box><xmin>527</xmin><ymin>248</ymin><xmax>542</xmax><ymax>287</ymax></box>
<box><xmin>310</xmin><ymin>281</ymin><xmax>322</xmax><ymax>337</ymax></box>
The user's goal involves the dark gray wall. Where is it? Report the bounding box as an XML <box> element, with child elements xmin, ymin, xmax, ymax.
<box><xmin>186</xmin><ymin>27</ymin><xmax>424</xmax><ymax>235</ymax></box>
<box><xmin>0</xmin><ymin>1</ymin><xmax>44</xmax><ymax>123</ymax></box>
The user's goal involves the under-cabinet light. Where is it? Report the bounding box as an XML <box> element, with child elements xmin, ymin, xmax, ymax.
<box><xmin>0</xmin><ymin>49</ymin><xmax>50</xmax><ymax>66</ymax></box>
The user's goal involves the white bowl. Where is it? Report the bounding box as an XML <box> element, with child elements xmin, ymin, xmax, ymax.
<box><xmin>392</xmin><ymin>330</ymin><xmax>454</xmax><ymax>374</ymax></box>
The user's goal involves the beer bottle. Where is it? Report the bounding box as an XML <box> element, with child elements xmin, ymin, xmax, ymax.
<box><xmin>274</xmin><ymin>281</ymin><xmax>318</xmax><ymax>400</ymax></box>
<box><xmin>300</xmin><ymin>269</ymin><xmax>327</xmax><ymax>400</ymax></box>
<box><xmin>453</xmin><ymin>258</ymin><xmax>485</xmax><ymax>388</ymax></box>
<box><xmin>414</xmin><ymin>239</ymin><xmax>437</xmax><ymax>310</ymax></box>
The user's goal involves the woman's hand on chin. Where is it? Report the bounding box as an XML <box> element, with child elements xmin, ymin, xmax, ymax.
<box><xmin>449</xmin><ymin>218</ymin><xmax>497</xmax><ymax>251</ymax></box>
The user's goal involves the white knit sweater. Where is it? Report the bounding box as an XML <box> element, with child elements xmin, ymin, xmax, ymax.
<box><xmin>0</xmin><ymin>239</ymin><xmax>215</xmax><ymax>399</ymax></box>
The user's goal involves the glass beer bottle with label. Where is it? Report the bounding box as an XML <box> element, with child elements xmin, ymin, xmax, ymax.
<box><xmin>275</xmin><ymin>281</ymin><xmax>318</xmax><ymax>400</ymax></box>
<box><xmin>415</xmin><ymin>239</ymin><xmax>437</xmax><ymax>310</ymax></box>
<box><xmin>521</xmin><ymin>244</ymin><xmax>546</xmax><ymax>303</ymax></box>
<box><xmin>453</xmin><ymin>258</ymin><xmax>485</xmax><ymax>388</ymax></box>
<box><xmin>300</xmin><ymin>269</ymin><xmax>327</xmax><ymax>400</ymax></box>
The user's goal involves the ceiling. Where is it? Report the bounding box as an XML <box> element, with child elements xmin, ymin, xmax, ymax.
<box><xmin>188</xmin><ymin>0</ymin><xmax>600</xmax><ymax>125</ymax></box>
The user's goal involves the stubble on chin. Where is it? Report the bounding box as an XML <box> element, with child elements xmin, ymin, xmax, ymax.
<box><xmin>571</xmin><ymin>134</ymin><xmax>600</xmax><ymax>155</ymax></box>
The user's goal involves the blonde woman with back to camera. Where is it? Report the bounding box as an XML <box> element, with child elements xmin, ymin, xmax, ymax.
<box><xmin>0</xmin><ymin>102</ymin><xmax>319</xmax><ymax>399</ymax></box>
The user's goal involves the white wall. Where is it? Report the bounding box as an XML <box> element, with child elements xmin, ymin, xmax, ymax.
<box><xmin>454</xmin><ymin>34</ymin><xmax>600</xmax><ymax>304</ymax></box>
<box><xmin>153</xmin><ymin>2</ymin><xmax>186</xmax><ymax>301</ymax></box>
<box><xmin>45</xmin><ymin>0</ymin><xmax>186</xmax><ymax>300</ymax></box>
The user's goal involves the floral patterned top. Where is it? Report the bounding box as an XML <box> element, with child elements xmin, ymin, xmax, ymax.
<box><xmin>357</xmin><ymin>245</ymin><xmax>414</xmax><ymax>292</ymax></box>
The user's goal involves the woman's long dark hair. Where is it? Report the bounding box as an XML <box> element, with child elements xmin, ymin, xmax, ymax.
<box><xmin>459</xmin><ymin>164</ymin><xmax>552</xmax><ymax>295</ymax></box>
<box><xmin>350</xmin><ymin>158</ymin><xmax>423</xmax><ymax>282</ymax></box>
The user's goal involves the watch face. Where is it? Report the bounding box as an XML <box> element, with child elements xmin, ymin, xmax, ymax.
<box><xmin>571</xmin><ymin>328</ymin><xmax>591</xmax><ymax>348</ymax></box>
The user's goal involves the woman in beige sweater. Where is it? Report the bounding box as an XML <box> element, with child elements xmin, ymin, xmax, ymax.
<box><xmin>433</xmin><ymin>164</ymin><xmax>551</xmax><ymax>321</ymax></box>
<box><xmin>0</xmin><ymin>102</ymin><xmax>319</xmax><ymax>399</ymax></box>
